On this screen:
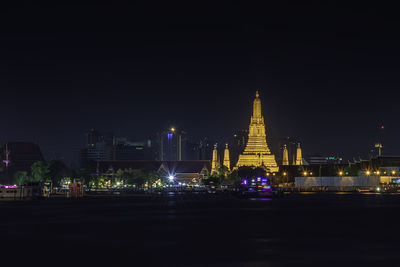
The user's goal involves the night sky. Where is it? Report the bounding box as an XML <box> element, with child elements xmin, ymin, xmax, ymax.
<box><xmin>1</xmin><ymin>2</ymin><xmax>399</xmax><ymax>165</ymax></box>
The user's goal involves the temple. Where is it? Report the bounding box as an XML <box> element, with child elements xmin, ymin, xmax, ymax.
<box><xmin>282</xmin><ymin>144</ymin><xmax>289</xmax><ymax>166</ymax></box>
<box><xmin>295</xmin><ymin>143</ymin><xmax>303</xmax><ymax>165</ymax></box>
<box><xmin>223</xmin><ymin>144</ymin><xmax>230</xmax><ymax>170</ymax></box>
<box><xmin>211</xmin><ymin>144</ymin><xmax>220</xmax><ymax>174</ymax></box>
<box><xmin>236</xmin><ymin>91</ymin><xmax>279</xmax><ymax>172</ymax></box>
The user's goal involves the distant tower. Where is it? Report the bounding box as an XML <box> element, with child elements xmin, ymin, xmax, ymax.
<box><xmin>3</xmin><ymin>143</ymin><xmax>10</xmax><ymax>167</ymax></box>
<box><xmin>211</xmin><ymin>144</ymin><xmax>220</xmax><ymax>174</ymax></box>
<box><xmin>282</xmin><ymin>144</ymin><xmax>289</xmax><ymax>166</ymax></box>
<box><xmin>374</xmin><ymin>143</ymin><xmax>383</xmax><ymax>157</ymax></box>
<box><xmin>295</xmin><ymin>143</ymin><xmax>303</xmax><ymax>165</ymax></box>
<box><xmin>236</xmin><ymin>91</ymin><xmax>279</xmax><ymax>172</ymax></box>
<box><xmin>223</xmin><ymin>144</ymin><xmax>230</xmax><ymax>170</ymax></box>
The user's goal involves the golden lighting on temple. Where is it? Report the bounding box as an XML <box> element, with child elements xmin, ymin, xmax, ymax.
<box><xmin>235</xmin><ymin>91</ymin><xmax>279</xmax><ymax>172</ymax></box>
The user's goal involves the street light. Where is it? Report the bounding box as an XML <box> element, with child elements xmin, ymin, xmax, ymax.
<box><xmin>339</xmin><ymin>171</ymin><xmax>343</xmax><ymax>176</ymax></box>
<box><xmin>366</xmin><ymin>170</ymin><xmax>370</xmax><ymax>176</ymax></box>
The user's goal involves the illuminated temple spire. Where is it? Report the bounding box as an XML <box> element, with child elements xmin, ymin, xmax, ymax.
<box><xmin>295</xmin><ymin>143</ymin><xmax>303</xmax><ymax>165</ymax></box>
<box><xmin>211</xmin><ymin>144</ymin><xmax>220</xmax><ymax>174</ymax></box>
<box><xmin>236</xmin><ymin>91</ymin><xmax>279</xmax><ymax>172</ymax></box>
<box><xmin>223</xmin><ymin>144</ymin><xmax>230</xmax><ymax>170</ymax></box>
<box><xmin>282</xmin><ymin>144</ymin><xmax>289</xmax><ymax>166</ymax></box>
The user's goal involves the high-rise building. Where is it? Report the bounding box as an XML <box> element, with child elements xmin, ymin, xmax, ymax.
<box><xmin>80</xmin><ymin>129</ymin><xmax>114</xmax><ymax>166</ymax></box>
<box><xmin>114</xmin><ymin>137</ymin><xmax>155</xmax><ymax>160</ymax></box>
<box><xmin>196</xmin><ymin>137</ymin><xmax>215</xmax><ymax>161</ymax></box>
<box><xmin>156</xmin><ymin>127</ymin><xmax>188</xmax><ymax>161</ymax></box>
<box><xmin>231</xmin><ymin>129</ymin><xmax>248</xmax><ymax>165</ymax></box>
<box><xmin>236</xmin><ymin>91</ymin><xmax>279</xmax><ymax>172</ymax></box>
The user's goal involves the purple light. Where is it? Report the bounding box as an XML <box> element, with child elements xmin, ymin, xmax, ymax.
<box><xmin>3</xmin><ymin>185</ymin><xmax>18</xmax><ymax>188</ymax></box>
<box><xmin>243</xmin><ymin>179</ymin><xmax>247</xmax><ymax>185</ymax></box>
<box><xmin>167</xmin><ymin>133</ymin><xmax>173</xmax><ymax>140</ymax></box>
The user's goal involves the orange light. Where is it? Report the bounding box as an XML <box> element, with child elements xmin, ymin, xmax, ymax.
<box><xmin>381</xmin><ymin>125</ymin><xmax>385</xmax><ymax>129</ymax></box>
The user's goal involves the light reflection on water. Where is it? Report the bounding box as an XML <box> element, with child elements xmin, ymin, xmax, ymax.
<box><xmin>248</xmin><ymin>198</ymin><xmax>272</xmax><ymax>201</ymax></box>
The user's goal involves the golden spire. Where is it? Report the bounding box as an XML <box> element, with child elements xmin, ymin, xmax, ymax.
<box><xmin>211</xmin><ymin>144</ymin><xmax>220</xmax><ymax>174</ymax></box>
<box><xmin>282</xmin><ymin>144</ymin><xmax>289</xmax><ymax>166</ymax></box>
<box><xmin>236</xmin><ymin>91</ymin><xmax>279</xmax><ymax>172</ymax></box>
<box><xmin>253</xmin><ymin>91</ymin><xmax>262</xmax><ymax>118</ymax></box>
<box><xmin>295</xmin><ymin>143</ymin><xmax>303</xmax><ymax>165</ymax></box>
<box><xmin>223</xmin><ymin>143</ymin><xmax>230</xmax><ymax>170</ymax></box>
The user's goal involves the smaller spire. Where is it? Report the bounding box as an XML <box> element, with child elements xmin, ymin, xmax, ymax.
<box><xmin>211</xmin><ymin>143</ymin><xmax>220</xmax><ymax>174</ymax></box>
<box><xmin>223</xmin><ymin>143</ymin><xmax>230</xmax><ymax>171</ymax></box>
<box><xmin>282</xmin><ymin>144</ymin><xmax>289</xmax><ymax>166</ymax></box>
<box><xmin>295</xmin><ymin>143</ymin><xmax>303</xmax><ymax>166</ymax></box>
<box><xmin>255</xmin><ymin>90</ymin><xmax>259</xmax><ymax>98</ymax></box>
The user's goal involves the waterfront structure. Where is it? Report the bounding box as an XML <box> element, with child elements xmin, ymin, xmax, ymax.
<box><xmin>223</xmin><ymin>144</ymin><xmax>230</xmax><ymax>170</ymax></box>
<box><xmin>236</xmin><ymin>91</ymin><xmax>279</xmax><ymax>172</ymax></box>
<box><xmin>295</xmin><ymin>143</ymin><xmax>303</xmax><ymax>165</ymax></box>
<box><xmin>211</xmin><ymin>144</ymin><xmax>220</xmax><ymax>174</ymax></box>
<box><xmin>90</xmin><ymin>160</ymin><xmax>211</xmax><ymax>186</ymax></box>
<box><xmin>282</xmin><ymin>145</ymin><xmax>289</xmax><ymax>166</ymax></box>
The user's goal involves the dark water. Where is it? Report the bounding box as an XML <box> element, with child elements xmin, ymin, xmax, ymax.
<box><xmin>1</xmin><ymin>192</ymin><xmax>400</xmax><ymax>266</ymax></box>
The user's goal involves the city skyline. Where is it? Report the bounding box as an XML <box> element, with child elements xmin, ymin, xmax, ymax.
<box><xmin>1</xmin><ymin>2</ymin><xmax>399</xmax><ymax>164</ymax></box>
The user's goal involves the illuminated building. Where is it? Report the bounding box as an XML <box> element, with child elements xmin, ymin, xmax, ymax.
<box><xmin>236</xmin><ymin>91</ymin><xmax>279</xmax><ymax>172</ymax></box>
<box><xmin>156</xmin><ymin>127</ymin><xmax>187</xmax><ymax>161</ymax></box>
<box><xmin>295</xmin><ymin>143</ymin><xmax>303</xmax><ymax>165</ymax></box>
<box><xmin>223</xmin><ymin>144</ymin><xmax>230</xmax><ymax>170</ymax></box>
<box><xmin>282</xmin><ymin>144</ymin><xmax>289</xmax><ymax>166</ymax></box>
<box><xmin>211</xmin><ymin>144</ymin><xmax>220</xmax><ymax>174</ymax></box>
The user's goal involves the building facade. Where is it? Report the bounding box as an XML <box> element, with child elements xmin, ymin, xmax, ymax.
<box><xmin>236</xmin><ymin>91</ymin><xmax>279</xmax><ymax>172</ymax></box>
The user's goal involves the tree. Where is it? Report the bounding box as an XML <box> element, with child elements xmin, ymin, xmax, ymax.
<box><xmin>237</xmin><ymin>166</ymin><xmax>267</xmax><ymax>180</ymax></box>
<box><xmin>13</xmin><ymin>171</ymin><xmax>29</xmax><ymax>185</ymax></box>
<box><xmin>48</xmin><ymin>160</ymin><xmax>72</xmax><ymax>186</ymax></box>
<box><xmin>227</xmin><ymin>170</ymin><xmax>241</xmax><ymax>186</ymax></box>
<box><xmin>30</xmin><ymin>161</ymin><xmax>50</xmax><ymax>183</ymax></box>
<box><xmin>144</xmin><ymin>170</ymin><xmax>159</xmax><ymax>189</ymax></box>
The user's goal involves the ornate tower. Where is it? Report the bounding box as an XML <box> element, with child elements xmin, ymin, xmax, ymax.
<box><xmin>295</xmin><ymin>143</ymin><xmax>303</xmax><ymax>165</ymax></box>
<box><xmin>236</xmin><ymin>91</ymin><xmax>279</xmax><ymax>172</ymax></box>
<box><xmin>223</xmin><ymin>144</ymin><xmax>230</xmax><ymax>170</ymax></box>
<box><xmin>211</xmin><ymin>144</ymin><xmax>220</xmax><ymax>174</ymax></box>
<box><xmin>282</xmin><ymin>144</ymin><xmax>289</xmax><ymax>166</ymax></box>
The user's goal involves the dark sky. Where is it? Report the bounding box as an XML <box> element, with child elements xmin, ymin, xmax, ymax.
<box><xmin>1</xmin><ymin>1</ymin><xmax>399</xmax><ymax>165</ymax></box>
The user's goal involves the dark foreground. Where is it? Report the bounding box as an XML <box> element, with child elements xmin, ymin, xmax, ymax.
<box><xmin>1</xmin><ymin>192</ymin><xmax>400</xmax><ymax>266</ymax></box>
